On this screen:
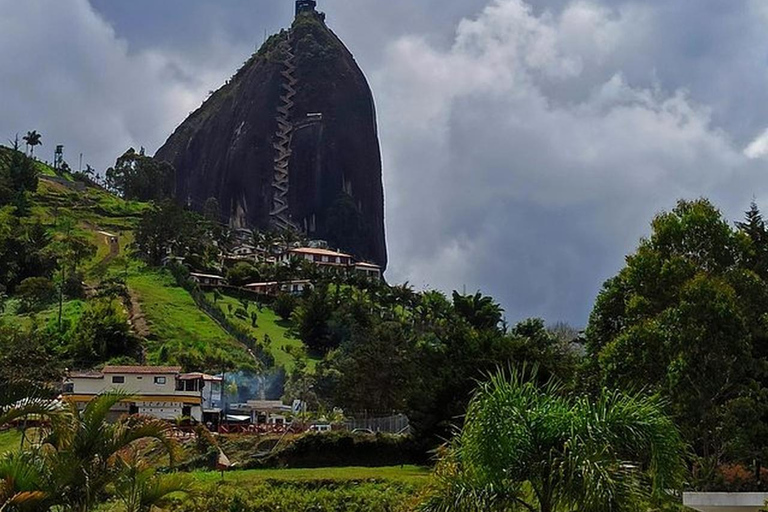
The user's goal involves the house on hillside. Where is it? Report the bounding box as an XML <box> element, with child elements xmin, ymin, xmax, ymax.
<box><xmin>244</xmin><ymin>280</ymin><xmax>313</xmax><ymax>296</ymax></box>
<box><xmin>352</xmin><ymin>261</ymin><xmax>382</xmax><ymax>280</ymax></box>
<box><xmin>62</xmin><ymin>366</ymin><xmax>217</xmax><ymax>423</ymax></box>
<box><xmin>279</xmin><ymin>247</ymin><xmax>353</xmax><ymax>268</ymax></box>
<box><xmin>190</xmin><ymin>272</ymin><xmax>226</xmax><ymax>287</ymax></box>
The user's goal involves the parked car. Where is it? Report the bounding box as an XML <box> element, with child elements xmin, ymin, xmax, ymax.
<box><xmin>308</xmin><ymin>424</ymin><xmax>332</xmax><ymax>433</ymax></box>
<box><xmin>351</xmin><ymin>428</ymin><xmax>375</xmax><ymax>435</ymax></box>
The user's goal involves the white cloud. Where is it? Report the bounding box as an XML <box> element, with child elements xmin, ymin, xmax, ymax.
<box><xmin>0</xmin><ymin>0</ymin><xmax>249</xmax><ymax>172</ymax></box>
<box><xmin>745</xmin><ymin>129</ymin><xmax>768</xmax><ymax>159</ymax></box>
<box><xmin>376</xmin><ymin>0</ymin><xmax>764</xmax><ymax>323</ymax></box>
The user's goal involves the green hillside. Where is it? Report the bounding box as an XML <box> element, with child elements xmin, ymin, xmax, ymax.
<box><xmin>0</xmin><ymin>146</ymin><xmax>311</xmax><ymax>375</ymax></box>
<box><xmin>206</xmin><ymin>291</ymin><xmax>320</xmax><ymax>371</ymax></box>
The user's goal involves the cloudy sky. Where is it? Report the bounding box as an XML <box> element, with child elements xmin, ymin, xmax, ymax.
<box><xmin>2</xmin><ymin>0</ymin><xmax>768</xmax><ymax>326</ymax></box>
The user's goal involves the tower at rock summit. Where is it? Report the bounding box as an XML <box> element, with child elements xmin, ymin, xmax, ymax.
<box><xmin>155</xmin><ymin>1</ymin><xmax>387</xmax><ymax>269</ymax></box>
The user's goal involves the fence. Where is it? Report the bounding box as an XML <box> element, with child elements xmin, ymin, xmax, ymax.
<box><xmin>168</xmin><ymin>264</ymin><xmax>274</xmax><ymax>367</ymax></box>
<box><xmin>344</xmin><ymin>414</ymin><xmax>410</xmax><ymax>435</ymax></box>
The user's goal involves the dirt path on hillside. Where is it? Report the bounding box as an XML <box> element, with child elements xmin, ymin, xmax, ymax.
<box><xmin>127</xmin><ymin>288</ymin><xmax>151</xmax><ymax>339</ymax></box>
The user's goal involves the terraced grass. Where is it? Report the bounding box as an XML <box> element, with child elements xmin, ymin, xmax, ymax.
<box><xmin>206</xmin><ymin>292</ymin><xmax>318</xmax><ymax>371</ymax></box>
<box><xmin>127</xmin><ymin>270</ymin><xmax>252</xmax><ymax>370</ymax></box>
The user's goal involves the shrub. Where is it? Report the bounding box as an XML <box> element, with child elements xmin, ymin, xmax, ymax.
<box><xmin>16</xmin><ymin>276</ymin><xmax>55</xmax><ymax>311</ymax></box>
<box><xmin>169</xmin><ymin>480</ymin><xmax>420</xmax><ymax>512</ymax></box>
<box><xmin>273</xmin><ymin>293</ymin><xmax>298</xmax><ymax>321</ymax></box>
<box><xmin>243</xmin><ymin>432</ymin><xmax>424</xmax><ymax>469</ymax></box>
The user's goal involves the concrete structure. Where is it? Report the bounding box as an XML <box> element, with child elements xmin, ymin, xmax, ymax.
<box><xmin>296</xmin><ymin>0</ymin><xmax>317</xmax><ymax>16</ymax></box>
<box><xmin>244</xmin><ymin>280</ymin><xmax>313</xmax><ymax>296</ymax></box>
<box><xmin>63</xmin><ymin>366</ymin><xmax>207</xmax><ymax>422</ymax></box>
<box><xmin>280</xmin><ymin>247</ymin><xmax>353</xmax><ymax>267</ymax></box>
<box><xmin>683</xmin><ymin>492</ymin><xmax>768</xmax><ymax>512</ymax></box>
<box><xmin>244</xmin><ymin>400</ymin><xmax>292</xmax><ymax>425</ymax></box>
<box><xmin>353</xmin><ymin>261</ymin><xmax>382</xmax><ymax>280</ymax></box>
<box><xmin>190</xmin><ymin>272</ymin><xmax>226</xmax><ymax>287</ymax></box>
<box><xmin>178</xmin><ymin>372</ymin><xmax>223</xmax><ymax>423</ymax></box>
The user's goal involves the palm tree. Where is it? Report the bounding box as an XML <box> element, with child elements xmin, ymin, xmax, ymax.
<box><xmin>112</xmin><ymin>453</ymin><xmax>194</xmax><ymax>512</ymax></box>
<box><xmin>39</xmin><ymin>393</ymin><xmax>178</xmax><ymax>512</ymax></box>
<box><xmin>420</xmin><ymin>368</ymin><xmax>687</xmax><ymax>512</ymax></box>
<box><xmin>452</xmin><ymin>291</ymin><xmax>504</xmax><ymax>331</ymax></box>
<box><xmin>0</xmin><ymin>453</ymin><xmax>49</xmax><ymax>512</ymax></box>
<box><xmin>21</xmin><ymin>132</ymin><xmax>41</xmax><ymax>158</ymax></box>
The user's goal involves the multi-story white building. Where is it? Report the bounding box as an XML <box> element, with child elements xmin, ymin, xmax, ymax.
<box><xmin>279</xmin><ymin>247</ymin><xmax>354</xmax><ymax>268</ymax></box>
<box><xmin>62</xmin><ymin>366</ymin><xmax>218</xmax><ymax>423</ymax></box>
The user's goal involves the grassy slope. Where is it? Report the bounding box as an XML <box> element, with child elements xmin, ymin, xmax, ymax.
<box><xmin>128</xmin><ymin>270</ymin><xmax>252</xmax><ymax>367</ymax></box>
<box><xmin>0</xmin><ymin>298</ymin><xmax>86</xmax><ymax>331</ymax></box>
<box><xmin>3</xmin><ymin>150</ymin><xmax>315</xmax><ymax>373</ymax></box>
<box><xmin>207</xmin><ymin>292</ymin><xmax>318</xmax><ymax>371</ymax></box>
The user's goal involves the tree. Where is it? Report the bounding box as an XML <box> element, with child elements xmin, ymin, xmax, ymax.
<box><xmin>112</xmin><ymin>454</ymin><xmax>194</xmax><ymax>512</ymax></box>
<box><xmin>452</xmin><ymin>291</ymin><xmax>504</xmax><ymax>331</ymax></box>
<box><xmin>294</xmin><ymin>288</ymin><xmax>335</xmax><ymax>354</ymax></box>
<box><xmin>105</xmin><ymin>148</ymin><xmax>175</xmax><ymax>201</ymax></box>
<box><xmin>273</xmin><ymin>293</ymin><xmax>298</xmax><ymax>321</ymax></box>
<box><xmin>22</xmin><ymin>131</ymin><xmax>41</xmax><ymax>158</ymax></box>
<box><xmin>420</xmin><ymin>369</ymin><xmax>687</xmax><ymax>512</ymax></box>
<box><xmin>331</xmin><ymin>321</ymin><xmax>416</xmax><ymax>412</ymax></box>
<box><xmin>38</xmin><ymin>393</ymin><xmax>178</xmax><ymax>512</ymax></box>
<box><xmin>67</xmin><ymin>298</ymin><xmax>140</xmax><ymax>366</ymax></box>
<box><xmin>46</xmin><ymin>217</ymin><xmax>96</xmax><ymax>330</ymax></box>
<box><xmin>737</xmin><ymin>201</ymin><xmax>768</xmax><ymax>278</ymax></box>
<box><xmin>226</xmin><ymin>262</ymin><xmax>259</xmax><ymax>287</ymax></box>
<box><xmin>16</xmin><ymin>277</ymin><xmax>55</xmax><ymax>312</ymax></box>
<box><xmin>133</xmin><ymin>201</ymin><xmax>194</xmax><ymax>266</ymax></box>
<box><xmin>587</xmin><ymin>199</ymin><xmax>767</xmax><ymax>463</ymax></box>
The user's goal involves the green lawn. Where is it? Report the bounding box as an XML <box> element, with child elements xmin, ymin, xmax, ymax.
<box><xmin>207</xmin><ymin>292</ymin><xmax>318</xmax><ymax>371</ymax></box>
<box><xmin>0</xmin><ymin>430</ymin><xmax>21</xmax><ymax>455</ymax></box>
<box><xmin>0</xmin><ymin>298</ymin><xmax>87</xmax><ymax>331</ymax></box>
<box><xmin>192</xmin><ymin>465</ymin><xmax>430</xmax><ymax>485</ymax></box>
<box><xmin>127</xmin><ymin>270</ymin><xmax>252</xmax><ymax>370</ymax></box>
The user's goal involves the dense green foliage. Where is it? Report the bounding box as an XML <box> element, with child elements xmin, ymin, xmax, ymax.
<box><xmin>587</xmin><ymin>199</ymin><xmax>768</xmax><ymax>480</ymax></box>
<box><xmin>105</xmin><ymin>148</ymin><xmax>175</xmax><ymax>202</ymax></box>
<box><xmin>420</xmin><ymin>369</ymin><xmax>687</xmax><ymax>512</ymax></box>
<box><xmin>0</xmin><ymin>393</ymin><xmax>178</xmax><ymax>512</ymax></box>
<box><xmin>247</xmin><ymin>432</ymin><xmax>423</xmax><ymax>469</ymax></box>
<box><xmin>282</xmin><ymin>284</ymin><xmax>580</xmax><ymax>447</ymax></box>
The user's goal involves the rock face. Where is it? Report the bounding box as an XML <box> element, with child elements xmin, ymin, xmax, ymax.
<box><xmin>155</xmin><ymin>11</ymin><xmax>387</xmax><ymax>268</ymax></box>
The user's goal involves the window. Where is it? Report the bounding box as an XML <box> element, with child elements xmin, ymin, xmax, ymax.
<box><xmin>112</xmin><ymin>376</ymin><xmax>125</xmax><ymax>384</ymax></box>
<box><xmin>154</xmin><ymin>376</ymin><xmax>166</xmax><ymax>385</ymax></box>
<box><xmin>63</xmin><ymin>382</ymin><xmax>74</xmax><ymax>393</ymax></box>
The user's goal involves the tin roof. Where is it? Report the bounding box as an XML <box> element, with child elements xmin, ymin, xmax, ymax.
<box><xmin>102</xmin><ymin>366</ymin><xmax>182</xmax><ymax>375</ymax></box>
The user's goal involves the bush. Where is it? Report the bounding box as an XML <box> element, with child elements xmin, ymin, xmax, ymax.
<box><xmin>16</xmin><ymin>276</ymin><xmax>55</xmax><ymax>311</ymax></box>
<box><xmin>227</xmin><ymin>262</ymin><xmax>260</xmax><ymax>287</ymax></box>
<box><xmin>243</xmin><ymin>432</ymin><xmax>424</xmax><ymax>469</ymax></box>
<box><xmin>169</xmin><ymin>480</ymin><xmax>420</xmax><ymax>512</ymax></box>
<box><xmin>273</xmin><ymin>293</ymin><xmax>298</xmax><ymax>321</ymax></box>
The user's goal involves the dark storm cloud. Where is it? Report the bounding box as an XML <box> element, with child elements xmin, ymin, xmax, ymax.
<box><xmin>2</xmin><ymin>0</ymin><xmax>768</xmax><ymax>325</ymax></box>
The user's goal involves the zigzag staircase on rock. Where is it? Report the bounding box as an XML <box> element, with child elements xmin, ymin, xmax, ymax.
<box><xmin>270</xmin><ymin>34</ymin><xmax>298</xmax><ymax>232</ymax></box>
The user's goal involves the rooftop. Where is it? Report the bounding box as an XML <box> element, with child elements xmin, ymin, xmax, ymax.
<box><xmin>102</xmin><ymin>366</ymin><xmax>183</xmax><ymax>375</ymax></box>
<box><xmin>289</xmin><ymin>247</ymin><xmax>352</xmax><ymax>258</ymax></box>
<box><xmin>189</xmin><ymin>272</ymin><xmax>225</xmax><ymax>280</ymax></box>
<box><xmin>354</xmin><ymin>262</ymin><xmax>381</xmax><ymax>269</ymax></box>
<box><xmin>179</xmin><ymin>372</ymin><xmax>223</xmax><ymax>382</ymax></box>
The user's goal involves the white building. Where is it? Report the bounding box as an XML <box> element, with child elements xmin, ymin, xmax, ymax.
<box><xmin>279</xmin><ymin>247</ymin><xmax>354</xmax><ymax>268</ymax></box>
<box><xmin>352</xmin><ymin>262</ymin><xmax>382</xmax><ymax>280</ymax></box>
<box><xmin>189</xmin><ymin>272</ymin><xmax>226</xmax><ymax>287</ymax></box>
<box><xmin>63</xmin><ymin>366</ymin><xmax>209</xmax><ymax>423</ymax></box>
<box><xmin>244</xmin><ymin>280</ymin><xmax>313</xmax><ymax>296</ymax></box>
